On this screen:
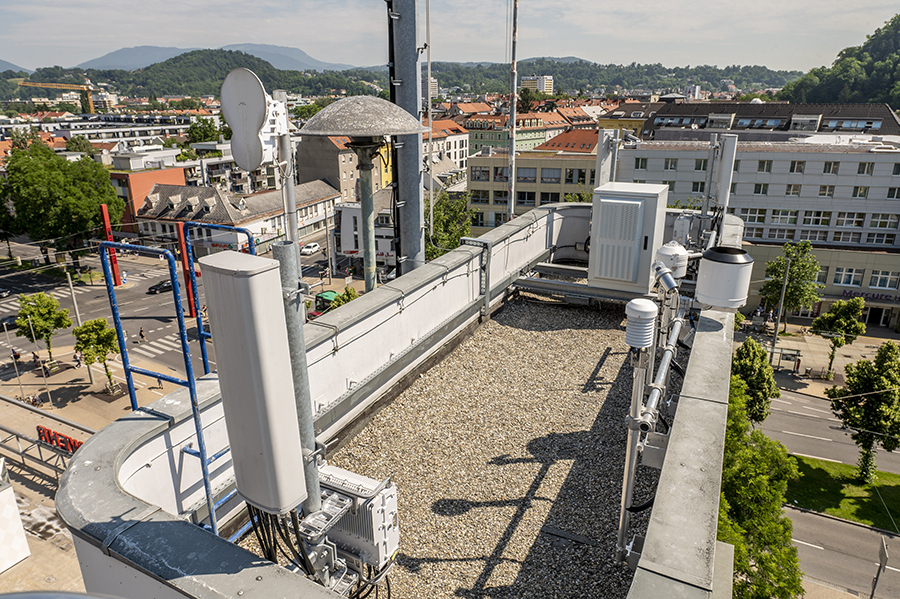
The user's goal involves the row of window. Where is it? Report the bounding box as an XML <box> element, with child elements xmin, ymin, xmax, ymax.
<box><xmin>645</xmin><ymin>178</ymin><xmax>899</xmax><ymax>200</ymax></box>
<box><xmin>734</xmin><ymin>209</ymin><xmax>900</xmax><ymax>228</ymax></box>
<box><xmin>470</xmin><ymin>190</ymin><xmax>561</xmax><ymax>206</ymax></box>
<box><xmin>831</xmin><ymin>267</ymin><xmax>900</xmax><ymax>289</ymax></box>
<box><xmin>471</xmin><ymin>166</ymin><xmax>596</xmax><ymax>185</ymax></box>
<box><xmin>635</xmin><ymin>158</ymin><xmax>900</xmax><ymax>176</ymax></box>
<box><xmin>743</xmin><ymin>227</ymin><xmax>897</xmax><ymax>245</ymax></box>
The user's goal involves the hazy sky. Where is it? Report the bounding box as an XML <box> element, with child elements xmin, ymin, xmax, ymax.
<box><xmin>1</xmin><ymin>0</ymin><xmax>898</xmax><ymax>72</ymax></box>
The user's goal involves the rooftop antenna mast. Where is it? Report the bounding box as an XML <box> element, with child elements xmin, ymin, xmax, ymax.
<box><xmin>506</xmin><ymin>0</ymin><xmax>519</xmax><ymax>222</ymax></box>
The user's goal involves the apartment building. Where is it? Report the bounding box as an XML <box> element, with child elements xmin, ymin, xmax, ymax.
<box><xmin>466</xmin><ymin>113</ymin><xmax>547</xmax><ymax>155</ymax></box>
<box><xmin>618</xmin><ymin>137</ymin><xmax>900</xmax><ymax>327</ymax></box>
<box><xmin>423</xmin><ymin>119</ymin><xmax>469</xmax><ymax>169</ymax></box>
<box><xmin>466</xmin><ymin>149</ymin><xmax>596</xmax><ymax>233</ymax></box>
<box><xmin>521</xmin><ymin>75</ymin><xmax>553</xmax><ymax>95</ymax></box>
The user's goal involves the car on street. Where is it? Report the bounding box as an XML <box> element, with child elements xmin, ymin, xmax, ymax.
<box><xmin>1</xmin><ymin>315</ymin><xmax>17</xmax><ymax>330</ymax></box>
<box><xmin>0</xmin><ymin>287</ymin><xmax>11</xmax><ymax>298</ymax></box>
<box><xmin>148</xmin><ymin>280</ymin><xmax>173</xmax><ymax>294</ymax></box>
<box><xmin>300</xmin><ymin>242</ymin><xmax>320</xmax><ymax>255</ymax></box>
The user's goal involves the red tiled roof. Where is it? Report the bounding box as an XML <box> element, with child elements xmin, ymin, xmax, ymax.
<box><xmin>534</xmin><ymin>128</ymin><xmax>600</xmax><ymax>153</ymax></box>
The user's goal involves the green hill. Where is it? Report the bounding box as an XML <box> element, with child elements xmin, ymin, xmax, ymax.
<box><xmin>779</xmin><ymin>14</ymin><xmax>900</xmax><ymax>107</ymax></box>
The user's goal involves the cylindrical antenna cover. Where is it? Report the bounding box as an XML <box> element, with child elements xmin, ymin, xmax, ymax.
<box><xmin>625</xmin><ymin>298</ymin><xmax>658</xmax><ymax>349</ymax></box>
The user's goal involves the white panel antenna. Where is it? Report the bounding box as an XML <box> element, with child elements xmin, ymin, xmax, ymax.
<box><xmin>220</xmin><ymin>68</ymin><xmax>286</xmax><ymax>172</ymax></box>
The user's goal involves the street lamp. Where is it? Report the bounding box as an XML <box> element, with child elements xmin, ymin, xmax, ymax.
<box><xmin>770</xmin><ymin>258</ymin><xmax>791</xmax><ymax>365</ymax></box>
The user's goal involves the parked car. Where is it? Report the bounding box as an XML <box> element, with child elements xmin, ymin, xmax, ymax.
<box><xmin>1</xmin><ymin>315</ymin><xmax>17</xmax><ymax>330</ymax></box>
<box><xmin>300</xmin><ymin>242</ymin><xmax>320</xmax><ymax>256</ymax></box>
<box><xmin>148</xmin><ymin>280</ymin><xmax>173</xmax><ymax>294</ymax></box>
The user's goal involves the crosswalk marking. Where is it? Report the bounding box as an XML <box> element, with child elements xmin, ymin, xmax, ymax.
<box><xmin>153</xmin><ymin>338</ymin><xmax>182</xmax><ymax>350</ymax></box>
<box><xmin>131</xmin><ymin>346</ymin><xmax>161</xmax><ymax>358</ymax></box>
<box><xmin>145</xmin><ymin>341</ymin><xmax>173</xmax><ymax>353</ymax></box>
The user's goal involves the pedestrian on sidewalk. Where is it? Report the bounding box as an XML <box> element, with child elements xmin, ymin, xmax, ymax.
<box><xmin>32</xmin><ymin>351</ymin><xmax>39</xmax><ymax>365</ymax></box>
<box><xmin>75</xmin><ymin>351</ymin><xmax>82</xmax><ymax>368</ymax></box>
<box><xmin>139</xmin><ymin>327</ymin><xmax>146</xmax><ymax>343</ymax></box>
<box><xmin>157</xmin><ymin>377</ymin><xmax>163</xmax><ymax>389</ymax></box>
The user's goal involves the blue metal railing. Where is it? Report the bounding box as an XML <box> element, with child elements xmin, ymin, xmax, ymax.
<box><xmin>99</xmin><ymin>241</ymin><xmax>220</xmax><ymax>536</ymax></box>
<box><xmin>182</xmin><ymin>223</ymin><xmax>256</xmax><ymax>375</ymax></box>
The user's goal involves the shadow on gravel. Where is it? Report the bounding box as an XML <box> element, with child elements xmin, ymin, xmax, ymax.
<box><xmin>410</xmin><ymin>334</ymin><xmax>656</xmax><ymax>599</ymax></box>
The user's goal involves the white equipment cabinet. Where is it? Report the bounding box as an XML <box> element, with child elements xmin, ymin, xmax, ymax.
<box><xmin>588</xmin><ymin>182</ymin><xmax>668</xmax><ymax>295</ymax></box>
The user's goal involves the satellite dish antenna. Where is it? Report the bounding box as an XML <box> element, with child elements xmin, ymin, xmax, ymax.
<box><xmin>221</xmin><ymin>68</ymin><xmax>269</xmax><ymax>172</ymax></box>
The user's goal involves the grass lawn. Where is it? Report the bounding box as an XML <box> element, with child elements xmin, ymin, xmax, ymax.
<box><xmin>786</xmin><ymin>455</ymin><xmax>900</xmax><ymax>533</ymax></box>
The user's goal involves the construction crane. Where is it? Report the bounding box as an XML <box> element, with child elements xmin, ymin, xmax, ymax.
<box><xmin>17</xmin><ymin>81</ymin><xmax>95</xmax><ymax>113</ymax></box>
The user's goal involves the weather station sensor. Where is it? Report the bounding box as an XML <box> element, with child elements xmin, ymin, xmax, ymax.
<box><xmin>220</xmin><ymin>68</ymin><xmax>286</xmax><ymax>172</ymax></box>
<box><xmin>695</xmin><ymin>246</ymin><xmax>754</xmax><ymax>310</ymax></box>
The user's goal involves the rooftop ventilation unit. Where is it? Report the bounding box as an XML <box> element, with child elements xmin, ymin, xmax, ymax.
<box><xmin>588</xmin><ymin>183</ymin><xmax>668</xmax><ymax>295</ymax></box>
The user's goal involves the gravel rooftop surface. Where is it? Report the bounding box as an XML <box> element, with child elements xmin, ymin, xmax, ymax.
<box><xmin>239</xmin><ymin>294</ymin><xmax>661</xmax><ymax>598</ymax></box>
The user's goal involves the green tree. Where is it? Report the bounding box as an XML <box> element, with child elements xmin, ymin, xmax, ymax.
<box><xmin>425</xmin><ymin>191</ymin><xmax>473</xmax><ymax>260</ymax></box>
<box><xmin>65</xmin><ymin>135</ymin><xmax>93</xmax><ymax>153</ymax></box>
<box><xmin>74</xmin><ymin>318</ymin><xmax>120</xmax><ymax>389</ymax></box>
<box><xmin>732</xmin><ymin>338</ymin><xmax>780</xmax><ymax>424</ymax></box>
<box><xmin>825</xmin><ymin>341</ymin><xmax>900</xmax><ymax>482</ymax></box>
<box><xmin>176</xmin><ymin>147</ymin><xmax>199</xmax><ymax>161</ymax></box>
<box><xmin>330</xmin><ymin>286</ymin><xmax>359</xmax><ymax>308</ymax></box>
<box><xmin>563</xmin><ymin>188</ymin><xmax>593</xmax><ymax>203</ymax></box>
<box><xmin>15</xmin><ymin>292</ymin><xmax>72</xmax><ymax>362</ymax></box>
<box><xmin>810</xmin><ymin>297</ymin><xmax>866</xmax><ymax>374</ymax></box>
<box><xmin>9</xmin><ymin>127</ymin><xmax>41</xmax><ymax>150</ymax></box>
<box><xmin>292</xmin><ymin>104</ymin><xmax>324</xmax><ymax>120</ymax></box>
<box><xmin>759</xmin><ymin>241</ymin><xmax>823</xmax><ymax>332</ymax></box>
<box><xmin>517</xmin><ymin>87</ymin><xmax>543</xmax><ymax>114</ymax></box>
<box><xmin>0</xmin><ymin>142</ymin><xmax>124</xmax><ymax>262</ymax></box>
<box><xmin>719</xmin><ymin>377</ymin><xmax>803</xmax><ymax>599</ymax></box>
<box><xmin>187</xmin><ymin>116</ymin><xmax>219</xmax><ymax>143</ymax></box>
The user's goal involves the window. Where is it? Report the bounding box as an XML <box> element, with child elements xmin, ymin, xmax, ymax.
<box><xmin>832</xmin><ymin>231</ymin><xmax>861</xmax><ymax>243</ymax></box>
<box><xmin>633</xmin><ymin>180</ymin><xmax>646</xmax><ymax>184</ymax></box>
<box><xmin>823</xmin><ymin>161</ymin><xmax>839</xmax><ymax>174</ymax></box>
<box><xmin>852</xmin><ymin>186</ymin><xmax>869</xmax><ymax>199</ymax></box>
<box><xmin>590</xmin><ymin>169</ymin><xmax>596</xmax><ymax>186</ymax></box>
<box><xmin>870</xmin><ymin>270</ymin><xmax>900</xmax><ymax>289</ymax></box>
<box><xmin>894</xmin><ymin>163</ymin><xmax>900</xmax><ymax>176</ymax></box>
<box><xmin>471</xmin><ymin>212</ymin><xmax>484</xmax><ymax>227</ymax></box>
<box><xmin>757</xmin><ymin>160</ymin><xmax>772</xmax><ymax>173</ymax></box>
<box><xmin>694</xmin><ymin>159</ymin><xmax>708</xmax><ymax>171</ymax></box>
<box><xmin>692</xmin><ymin>181</ymin><xmax>705</xmax><ymax>193</ymax></box>
<box><xmin>516</xmin><ymin>191</ymin><xmax>535</xmax><ymax>206</ymax></box>
<box><xmin>818</xmin><ymin>185</ymin><xmax>835</xmax><ymax>198</ymax></box>
<box><xmin>493</xmin><ymin>167</ymin><xmax>509</xmax><ymax>182</ymax></box>
<box><xmin>836</xmin><ymin>212</ymin><xmax>865</xmax><ymax>227</ymax></box>
<box><xmin>858</xmin><ymin>162</ymin><xmax>875</xmax><ymax>175</ymax></box>
<box><xmin>753</xmin><ymin>183</ymin><xmax>769</xmax><ymax>195</ymax></box>
<box><xmin>733</xmin><ymin>160</ymin><xmax>741</xmax><ymax>172</ymax></box>
<box><xmin>790</xmin><ymin>160</ymin><xmax>805</xmax><ymax>173</ymax></box>
<box><xmin>470</xmin><ymin>190</ymin><xmax>489</xmax><ymax>204</ymax></box>
<box><xmin>737</xmin><ymin>208</ymin><xmax>766</xmax><ymax>223</ymax></box>
<box><xmin>803</xmin><ymin>210</ymin><xmax>831</xmax><ymax>226</ymax></box>
<box><xmin>785</xmin><ymin>184</ymin><xmax>801</xmax><ymax>196</ymax></box>
<box><xmin>743</xmin><ymin>227</ymin><xmax>763</xmax><ymax>238</ymax></box>
<box><xmin>664</xmin><ymin>181</ymin><xmax>676</xmax><ymax>192</ymax></box>
<box><xmin>867</xmin><ymin>232</ymin><xmax>896</xmax><ymax>245</ymax></box>
<box><xmin>540</xmin><ymin>192</ymin><xmax>560</xmax><ymax>205</ymax></box>
<box><xmin>664</xmin><ymin>158</ymin><xmax>678</xmax><ymax>171</ymax></box>
<box><xmin>471</xmin><ymin>166</ymin><xmax>490</xmax><ymax>181</ymax></box>
<box><xmin>834</xmin><ymin>267</ymin><xmax>864</xmax><ymax>286</ymax></box>
<box><xmin>799</xmin><ymin>230</ymin><xmax>829</xmax><ymax>241</ymax></box>
<box><xmin>565</xmin><ymin>168</ymin><xmax>586</xmax><ymax>184</ymax></box>
<box><xmin>541</xmin><ymin>167</ymin><xmax>561</xmax><ymax>183</ymax></box>
<box><xmin>767</xmin><ymin>228</ymin><xmax>793</xmax><ymax>240</ymax></box>
<box><xmin>516</xmin><ymin>167</ymin><xmax>536</xmax><ymax>183</ymax></box>
<box><xmin>816</xmin><ymin>268</ymin><xmax>828</xmax><ymax>284</ymax></box>
<box><xmin>771</xmin><ymin>210</ymin><xmax>798</xmax><ymax>224</ymax></box>
<box><xmin>377</xmin><ymin>215</ymin><xmax>391</xmax><ymax>226</ymax></box>
<box><xmin>870</xmin><ymin>213</ymin><xmax>900</xmax><ymax>229</ymax></box>
<box><xmin>493</xmin><ymin>212</ymin><xmax>505</xmax><ymax>227</ymax></box>
<box><xmin>634</xmin><ymin>157</ymin><xmax>648</xmax><ymax>170</ymax></box>
<box><xmin>889</xmin><ymin>188</ymin><xmax>900</xmax><ymax>199</ymax></box>
<box><xmin>493</xmin><ymin>190</ymin><xmax>509</xmax><ymax>205</ymax></box>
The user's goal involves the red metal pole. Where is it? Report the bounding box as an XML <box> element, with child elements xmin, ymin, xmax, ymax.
<box><xmin>177</xmin><ymin>223</ymin><xmax>196</xmax><ymax>318</ymax></box>
<box><xmin>101</xmin><ymin>204</ymin><xmax>121</xmax><ymax>286</ymax></box>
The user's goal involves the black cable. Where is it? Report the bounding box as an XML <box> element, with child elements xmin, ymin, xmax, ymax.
<box><xmin>272</xmin><ymin>515</ymin><xmax>306</xmax><ymax>573</ymax></box>
<box><xmin>670</xmin><ymin>359</ymin><xmax>686</xmax><ymax>378</ymax></box>
<box><xmin>656</xmin><ymin>416</ymin><xmax>670</xmax><ymax>434</ymax></box>
<box><xmin>626</xmin><ymin>495</ymin><xmax>655</xmax><ymax>513</ymax></box>
<box><xmin>290</xmin><ymin>510</ymin><xmax>316</xmax><ymax>576</ymax></box>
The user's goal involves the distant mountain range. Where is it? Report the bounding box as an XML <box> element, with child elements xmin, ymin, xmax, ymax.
<box><xmin>0</xmin><ymin>58</ymin><xmax>30</xmax><ymax>73</ymax></box>
<box><xmin>73</xmin><ymin>44</ymin><xmax>354</xmax><ymax>72</ymax></box>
